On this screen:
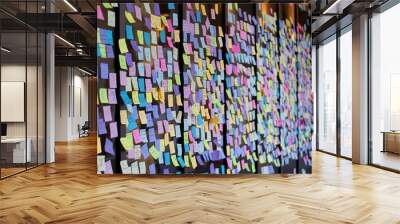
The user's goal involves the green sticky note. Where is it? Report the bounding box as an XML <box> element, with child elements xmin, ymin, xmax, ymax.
<box><xmin>137</xmin><ymin>30</ymin><xmax>144</xmax><ymax>45</ymax></box>
<box><xmin>183</xmin><ymin>54</ymin><xmax>190</xmax><ymax>65</ymax></box>
<box><xmin>99</xmin><ymin>88</ymin><xmax>108</xmax><ymax>104</ymax></box>
<box><xmin>149</xmin><ymin>145</ymin><xmax>160</xmax><ymax>160</ymax></box>
<box><xmin>100</xmin><ymin>44</ymin><xmax>106</xmax><ymax>58</ymax></box>
<box><xmin>120</xmin><ymin>134</ymin><xmax>133</xmax><ymax>151</ymax></box>
<box><xmin>118</xmin><ymin>38</ymin><xmax>128</xmax><ymax>54</ymax></box>
<box><xmin>119</xmin><ymin>54</ymin><xmax>127</xmax><ymax>70</ymax></box>
<box><xmin>103</xmin><ymin>3</ymin><xmax>112</xmax><ymax>9</ymax></box>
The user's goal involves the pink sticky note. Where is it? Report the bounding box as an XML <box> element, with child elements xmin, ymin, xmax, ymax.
<box><xmin>129</xmin><ymin>63</ymin><xmax>136</xmax><ymax>77</ymax></box>
<box><xmin>145</xmin><ymin>63</ymin><xmax>151</xmax><ymax>77</ymax></box>
<box><xmin>103</xmin><ymin>105</ymin><xmax>112</xmax><ymax>122</ymax></box>
<box><xmin>97</xmin><ymin>5</ymin><xmax>104</xmax><ymax>20</ymax></box>
<box><xmin>120</xmin><ymin>71</ymin><xmax>127</xmax><ymax>86</ymax></box>
<box><xmin>133</xmin><ymin>129</ymin><xmax>141</xmax><ymax>144</ymax></box>
<box><xmin>109</xmin><ymin>73</ymin><xmax>117</xmax><ymax>88</ymax></box>
<box><xmin>160</xmin><ymin>59</ymin><xmax>167</xmax><ymax>72</ymax></box>
<box><xmin>167</xmin><ymin>19</ymin><xmax>173</xmax><ymax>33</ymax></box>
<box><xmin>167</xmin><ymin>37</ymin><xmax>173</xmax><ymax>48</ymax></box>
<box><xmin>157</xmin><ymin>121</ymin><xmax>164</xmax><ymax>134</ymax></box>
<box><xmin>109</xmin><ymin>122</ymin><xmax>118</xmax><ymax>139</ymax></box>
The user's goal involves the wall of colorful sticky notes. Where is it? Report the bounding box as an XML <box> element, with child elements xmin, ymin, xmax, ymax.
<box><xmin>182</xmin><ymin>3</ymin><xmax>226</xmax><ymax>174</ymax></box>
<box><xmin>97</xmin><ymin>3</ymin><xmax>118</xmax><ymax>174</ymax></box>
<box><xmin>97</xmin><ymin>3</ymin><xmax>313</xmax><ymax>175</ymax></box>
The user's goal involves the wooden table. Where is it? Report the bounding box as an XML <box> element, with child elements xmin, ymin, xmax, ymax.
<box><xmin>381</xmin><ymin>131</ymin><xmax>400</xmax><ymax>154</ymax></box>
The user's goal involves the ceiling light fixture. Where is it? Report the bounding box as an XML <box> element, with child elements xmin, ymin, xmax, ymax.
<box><xmin>63</xmin><ymin>0</ymin><xmax>78</xmax><ymax>12</ymax></box>
<box><xmin>78</xmin><ymin>67</ymin><xmax>93</xmax><ymax>76</ymax></box>
<box><xmin>1</xmin><ymin>47</ymin><xmax>11</xmax><ymax>53</ymax></box>
<box><xmin>54</xmin><ymin>34</ymin><xmax>75</xmax><ymax>48</ymax></box>
<box><xmin>323</xmin><ymin>0</ymin><xmax>342</xmax><ymax>14</ymax></box>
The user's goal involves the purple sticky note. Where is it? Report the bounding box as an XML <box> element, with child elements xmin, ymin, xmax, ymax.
<box><xmin>134</xmin><ymin>5</ymin><xmax>142</xmax><ymax>21</ymax></box>
<box><xmin>100</xmin><ymin>63</ymin><xmax>108</xmax><ymax>79</ymax></box>
<box><xmin>126</xmin><ymin>3</ymin><xmax>134</xmax><ymax>12</ymax></box>
<box><xmin>144</xmin><ymin>16</ymin><xmax>151</xmax><ymax>30</ymax></box>
<box><xmin>108</xmin><ymin>89</ymin><xmax>117</xmax><ymax>104</ymax></box>
<box><xmin>149</xmin><ymin>163</ymin><xmax>156</xmax><ymax>174</ymax></box>
<box><xmin>128</xmin><ymin>149</ymin><xmax>135</xmax><ymax>159</ymax></box>
<box><xmin>104</xmin><ymin>160</ymin><xmax>113</xmax><ymax>174</ymax></box>
<box><xmin>126</xmin><ymin>53</ymin><xmax>133</xmax><ymax>66</ymax></box>
<box><xmin>109</xmin><ymin>73</ymin><xmax>117</xmax><ymax>88</ymax></box>
<box><xmin>103</xmin><ymin>105</ymin><xmax>112</xmax><ymax>122</ymax></box>
<box><xmin>109</xmin><ymin>122</ymin><xmax>118</xmax><ymax>139</ymax></box>
<box><xmin>153</xmin><ymin>3</ymin><xmax>160</xmax><ymax>16</ymax></box>
<box><xmin>98</xmin><ymin>118</ymin><xmax>107</xmax><ymax>135</ymax></box>
<box><xmin>105</xmin><ymin>138</ymin><xmax>115</xmax><ymax>155</ymax></box>
<box><xmin>106</xmin><ymin>45</ymin><xmax>114</xmax><ymax>58</ymax></box>
<box><xmin>141</xmin><ymin>144</ymin><xmax>149</xmax><ymax>159</ymax></box>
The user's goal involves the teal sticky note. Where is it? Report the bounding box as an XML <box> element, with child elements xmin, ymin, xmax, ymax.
<box><xmin>160</xmin><ymin>30</ymin><xmax>166</xmax><ymax>43</ymax></box>
<box><xmin>126</xmin><ymin>24</ymin><xmax>134</xmax><ymax>40</ymax></box>
<box><xmin>143</xmin><ymin>32</ymin><xmax>150</xmax><ymax>46</ymax></box>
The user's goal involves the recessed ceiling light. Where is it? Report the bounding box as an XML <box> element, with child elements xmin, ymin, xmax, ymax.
<box><xmin>1</xmin><ymin>47</ymin><xmax>11</xmax><ymax>53</ymax></box>
<box><xmin>63</xmin><ymin>0</ymin><xmax>78</xmax><ymax>12</ymax></box>
<box><xmin>54</xmin><ymin>34</ymin><xmax>75</xmax><ymax>48</ymax></box>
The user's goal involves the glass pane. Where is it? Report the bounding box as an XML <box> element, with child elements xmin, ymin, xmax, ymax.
<box><xmin>371</xmin><ymin>4</ymin><xmax>400</xmax><ymax>171</ymax></box>
<box><xmin>27</xmin><ymin>31</ymin><xmax>38</xmax><ymax>169</ymax></box>
<box><xmin>1</xmin><ymin>31</ymin><xmax>27</xmax><ymax>177</ymax></box>
<box><xmin>340</xmin><ymin>29</ymin><xmax>352</xmax><ymax>158</ymax></box>
<box><xmin>318</xmin><ymin>37</ymin><xmax>337</xmax><ymax>154</ymax></box>
<box><xmin>38</xmin><ymin>32</ymin><xmax>45</xmax><ymax>165</ymax></box>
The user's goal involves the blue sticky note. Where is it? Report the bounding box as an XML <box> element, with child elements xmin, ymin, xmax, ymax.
<box><xmin>120</xmin><ymin>91</ymin><xmax>132</xmax><ymax>105</ymax></box>
<box><xmin>143</xmin><ymin>32</ymin><xmax>150</xmax><ymax>46</ymax></box>
<box><xmin>141</xmin><ymin>144</ymin><xmax>149</xmax><ymax>159</ymax></box>
<box><xmin>164</xmin><ymin>152</ymin><xmax>171</xmax><ymax>165</ymax></box>
<box><xmin>137</xmin><ymin>46</ymin><xmax>144</xmax><ymax>60</ymax></box>
<box><xmin>168</xmin><ymin>3</ymin><xmax>175</xmax><ymax>10</ymax></box>
<box><xmin>100</xmin><ymin>63</ymin><xmax>108</xmax><ymax>79</ymax></box>
<box><xmin>139</xmin><ymin>93</ymin><xmax>147</xmax><ymax>107</ymax></box>
<box><xmin>138</xmin><ymin>63</ymin><xmax>144</xmax><ymax>76</ymax></box>
<box><xmin>128</xmin><ymin>114</ymin><xmax>137</xmax><ymax>131</ymax></box>
<box><xmin>173</xmin><ymin>13</ymin><xmax>178</xmax><ymax>27</ymax></box>
<box><xmin>146</xmin><ymin>113</ymin><xmax>153</xmax><ymax>127</ymax></box>
<box><xmin>138</xmin><ymin>78</ymin><xmax>145</xmax><ymax>92</ymax></box>
<box><xmin>177</xmin><ymin>156</ymin><xmax>185</xmax><ymax>168</ymax></box>
<box><xmin>126</xmin><ymin>24</ymin><xmax>134</xmax><ymax>40</ymax></box>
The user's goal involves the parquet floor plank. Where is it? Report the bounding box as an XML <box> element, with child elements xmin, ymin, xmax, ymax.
<box><xmin>0</xmin><ymin>136</ymin><xmax>399</xmax><ymax>223</ymax></box>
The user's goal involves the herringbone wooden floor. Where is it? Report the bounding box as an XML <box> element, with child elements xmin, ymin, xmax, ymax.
<box><xmin>0</xmin><ymin>136</ymin><xmax>400</xmax><ymax>224</ymax></box>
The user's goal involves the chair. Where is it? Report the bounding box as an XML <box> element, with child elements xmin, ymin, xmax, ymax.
<box><xmin>79</xmin><ymin>121</ymin><xmax>90</xmax><ymax>138</ymax></box>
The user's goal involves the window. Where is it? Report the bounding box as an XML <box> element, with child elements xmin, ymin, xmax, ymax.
<box><xmin>317</xmin><ymin>36</ymin><xmax>337</xmax><ymax>154</ymax></box>
<box><xmin>371</xmin><ymin>3</ymin><xmax>400</xmax><ymax>171</ymax></box>
<box><xmin>340</xmin><ymin>28</ymin><xmax>352</xmax><ymax>158</ymax></box>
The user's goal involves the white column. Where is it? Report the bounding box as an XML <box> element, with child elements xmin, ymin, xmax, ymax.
<box><xmin>352</xmin><ymin>14</ymin><xmax>369</xmax><ymax>164</ymax></box>
<box><xmin>46</xmin><ymin>0</ymin><xmax>55</xmax><ymax>163</ymax></box>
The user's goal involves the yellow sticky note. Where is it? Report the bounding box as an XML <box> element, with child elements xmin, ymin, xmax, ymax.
<box><xmin>201</xmin><ymin>4</ymin><xmax>206</xmax><ymax>15</ymax></box>
<box><xmin>139</xmin><ymin>110</ymin><xmax>147</xmax><ymax>124</ymax></box>
<box><xmin>120</xmin><ymin>110</ymin><xmax>128</xmax><ymax>124</ymax></box>
<box><xmin>99</xmin><ymin>88</ymin><xmax>108</xmax><ymax>103</ymax></box>
<box><xmin>125</xmin><ymin>11</ymin><xmax>135</xmax><ymax>23</ymax></box>
<box><xmin>151</xmin><ymin>15</ymin><xmax>161</xmax><ymax>29</ymax></box>
<box><xmin>168</xmin><ymin>94</ymin><xmax>173</xmax><ymax>107</ymax></box>
<box><xmin>190</xmin><ymin>156</ymin><xmax>197</xmax><ymax>169</ymax></box>
<box><xmin>146</xmin><ymin>92</ymin><xmax>152</xmax><ymax>103</ymax></box>
<box><xmin>97</xmin><ymin>137</ymin><xmax>101</xmax><ymax>154</ymax></box>
<box><xmin>137</xmin><ymin>30</ymin><xmax>144</xmax><ymax>45</ymax></box>
<box><xmin>174</xmin><ymin>30</ymin><xmax>180</xmax><ymax>42</ymax></box>
<box><xmin>169</xmin><ymin>142</ymin><xmax>175</xmax><ymax>154</ymax></box>
<box><xmin>118</xmin><ymin>38</ymin><xmax>128</xmax><ymax>54</ymax></box>
<box><xmin>132</xmin><ymin>91</ymin><xmax>140</xmax><ymax>104</ymax></box>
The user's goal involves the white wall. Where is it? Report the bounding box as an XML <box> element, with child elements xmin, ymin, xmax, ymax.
<box><xmin>55</xmin><ymin>67</ymin><xmax>89</xmax><ymax>141</ymax></box>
